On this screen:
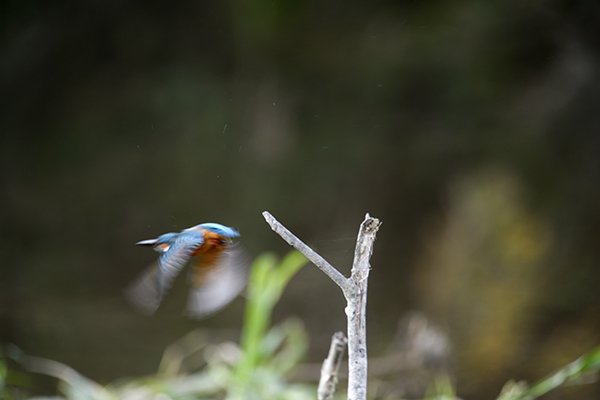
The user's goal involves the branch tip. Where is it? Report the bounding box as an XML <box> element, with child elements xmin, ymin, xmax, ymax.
<box><xmin>261</xmin><ymin>210</ymin><xmax>349</xmax><ymax>290</ymax></box>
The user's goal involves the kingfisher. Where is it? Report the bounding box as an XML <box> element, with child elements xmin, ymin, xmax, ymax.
<box><xmin>127</xmin><ymin>222</ymin><xmax>248</xmax><ymax>318</ymax></box>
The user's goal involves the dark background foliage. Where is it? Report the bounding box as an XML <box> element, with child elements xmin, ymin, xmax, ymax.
<box><xmin>2</xmin><ymin>1</ymin><xmax>599</xmax><ymax>398</ymax></box>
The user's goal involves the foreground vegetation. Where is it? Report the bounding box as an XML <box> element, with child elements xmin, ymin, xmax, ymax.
<box><xmin>1</xmin><ymin>252</ymin><xmax>599</xmax><ymax>399</ymax></box>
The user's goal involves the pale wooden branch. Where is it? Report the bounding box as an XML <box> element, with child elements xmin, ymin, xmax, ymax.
<box><xmin>262</xmin><ymin>211</ymin><xmax>381</xmax><ymax>400</ymax></box>
<box><xmin>262</xmin><ymin>211</ymin><xmax>349</xmax><ymax>291</ymax></box>
<box><xmin>318</xmin><ymin>331</ymin><xmax>348</xmax><ymax>400</ymax></box>
<box><xmin>346</xmin><ymin>214</ymin><xmax>381</xmax><ymax>400</ymax></box>
<box><xmin>291</xmin><ymin>350</ymin><xmax>423</xmax><ymax>382</ymax></box>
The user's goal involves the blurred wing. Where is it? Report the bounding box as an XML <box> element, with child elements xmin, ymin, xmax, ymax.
<box><xmin>126</xmin><ymin>262</ymin><xmax>163</xmax><ymax>315</ymax></box>
<box><xmin>157</xmin><ymin>233</ymin><xmax>204</xmax><ymax>295</ymax></box>
<box><xmin>186</xmin><ymin>244</ymin><xmax>249</xmax><ymax>319</ymax></box>
<box><xmin>127</xmin><ymin>232</ymin><xmax>204</xmax><ymax>315</ymax></box>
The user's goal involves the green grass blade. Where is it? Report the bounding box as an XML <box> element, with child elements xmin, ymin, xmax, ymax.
<box><xmin>236</xmin><ymin>251</ymin><xmax>306</xmax><ymax>384</ymax></box>
<box><xmin>524</xmin><ymin>345</ymin><xmax>600</xmax><ymax>398</ymax></box>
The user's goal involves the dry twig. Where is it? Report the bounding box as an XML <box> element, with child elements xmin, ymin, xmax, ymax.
<box><xmin>263</xmin><ymin>211</ymin><xmax>381</xmax><ymax>400</ymax></box>
<box><xmin>318</xmin><ymin>332</ymin><xmax>348</xmax><ymax>400</ymax></box>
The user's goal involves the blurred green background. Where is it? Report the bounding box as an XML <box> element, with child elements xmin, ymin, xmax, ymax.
<box><xmin>1</xmin><ymin>0</ymin><xmax>599</xmax><ymax>398</ymax></box>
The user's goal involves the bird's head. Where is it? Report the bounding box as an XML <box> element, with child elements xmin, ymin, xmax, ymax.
<box><xmin>193</xmin><ymin>223</ymin><xmax>240</xmax><ymax>239</ymax></box>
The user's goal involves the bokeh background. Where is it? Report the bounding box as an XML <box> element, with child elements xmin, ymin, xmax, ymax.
<box><xmin>2</xmin><ymin>1</ymin><xmax>600</xmax><ymax>398</ymax></box>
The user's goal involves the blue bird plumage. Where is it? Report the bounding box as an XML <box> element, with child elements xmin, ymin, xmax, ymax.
<box><xmin>186</xmin><ymin>223</ymin><xmax>240</xmax><ymax>238</ymax></box>
<box><xmin>127</xmin><ymin>222</ymin><xmax>247</xmax><ymax>318</ymax></box>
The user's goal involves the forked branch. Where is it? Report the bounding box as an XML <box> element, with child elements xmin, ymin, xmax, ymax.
<box><xmin>262</xmin><ymin>211</ymin><xmax>381</xmax><ymax>400</ymax></box>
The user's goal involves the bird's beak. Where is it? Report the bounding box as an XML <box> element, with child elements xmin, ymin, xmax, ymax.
<box><xmin>136</xmin><ymin>239</ymin><xmax>158</xmax><ymax>246</ymax></box>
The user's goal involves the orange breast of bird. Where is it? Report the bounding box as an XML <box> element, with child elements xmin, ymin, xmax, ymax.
<box><xmin>190</xmin><ymin>230</ymin><xmax>227</xmax><ymax>286</ymax></box>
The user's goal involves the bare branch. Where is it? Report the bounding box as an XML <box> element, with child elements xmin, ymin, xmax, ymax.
<box><xmin>318</xmin><ymin>332</ymin><xmax>348</xmax><ymax>400</ymax></box>
<box><xmin>262</xmin><ymin>211</ymin><xmax>349</xmax><ymax>290</ymax></box>
<box><xmin>262</xmin><ymin>211</ymin><xmax>381</xmax><ymax>400</ymax></box>
<box><xmin>347</xmin><ymin>213</ymin><xmax>381</xmax><ymax>400</ymax></box>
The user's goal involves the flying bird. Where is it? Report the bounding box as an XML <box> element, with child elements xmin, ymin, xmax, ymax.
<box><xmin>127</xmin><ymin>222</ymin><xmax>248</xmax><ymax>318</ymax></box>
